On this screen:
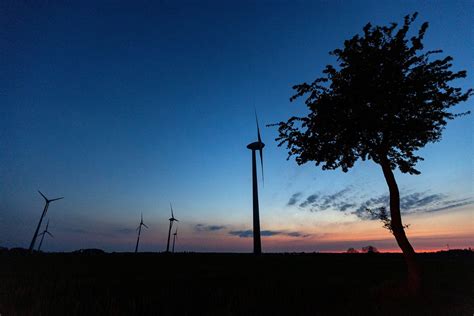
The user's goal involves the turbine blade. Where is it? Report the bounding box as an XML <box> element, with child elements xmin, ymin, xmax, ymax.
<box><xmin>143</xmin><ymin>223</ymin><xmax>149</xmax><ymax>229</ymax></box>
<box><xmin>38</xmin><ymin>190</ymin><xmax>48</xmax><ymax>201</ymax></box>
<box><xmin>254</xmin><ymin>110</ymin><xmax>265</xmax><ymax>185</ymax></box>
<box><xmin>255</xmin><ymin>109</ymin><xmax>262</xmax><ymax>144</ymax></box>
<box><xmin>50</xmin><ymin>197</ymin><xmax>64</xmax><ymax>202</ymax></box>
<box><xmin>170</xmin><ymin>203</ymin><xmax>174</xmax><ymax>218</ymax></box>
<box><xmin>46</xmin><ymin>231</ymin><xmax>54</xmax><ymax>238</ymax></box>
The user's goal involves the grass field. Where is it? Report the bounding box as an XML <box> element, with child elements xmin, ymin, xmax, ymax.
<box><xmin>0</xmin><ymin>251</ymin><xmax>472</xmax><ymax>315</ymax></box>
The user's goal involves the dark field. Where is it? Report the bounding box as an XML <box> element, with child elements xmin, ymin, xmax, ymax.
<box><xmin>1</xmin><ymin>252</ymin><xmax>473</xmax><ymax>315</ymax></box>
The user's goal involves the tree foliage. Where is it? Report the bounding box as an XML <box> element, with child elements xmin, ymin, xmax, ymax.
<box><xmin>272</xmin><ymin>13</ymin><xmax>472</xmax><ymax>175</ymax></box>
<box><xmin>366</xmin><ymin>207</ymin><xmax>409</xmax><ymax>233</ymax></box>
<box><xmin>346</xmin><ymin>247</ymin><xmax>359</xmax><ymax>253</ymax></box>
<box><xmin>361</xmin><ymin>245</ymin><xmax>379</xmax><ymax>253</ymax></box>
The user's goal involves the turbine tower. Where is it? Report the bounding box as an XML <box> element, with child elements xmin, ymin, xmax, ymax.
<box><xmin>246</xmin><ymin>112</ymin><xmax>265</xmax><ymax>254</ymax></box>
<box><xmin>29</xmin><ymin>190</ymin><xmax>63</xmax><ymax>253</ymax></box>
<box><xmin>166</xmin><ymin>203</ymin><xmax>179</xmax><ymax>252</ymax></box>
<box><xmin>135</xmin><ymin>213</ymin><xmax>149</xmax><ymax>253</ymax></box>
<box><xmin>37</xmin><ymin>219</ymin><xmax>54</xmax><ymax>252</ymax></box>
<box><xmin>172</xmin><ymin>227</ymin><xmax>178</xmax><ymax>253</ymax></box>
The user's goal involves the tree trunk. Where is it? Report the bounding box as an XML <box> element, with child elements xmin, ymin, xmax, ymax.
<box><xmin>380</xmin><ymin>157</ymin><xmax>422</xmax><ymax>295</ymax></box>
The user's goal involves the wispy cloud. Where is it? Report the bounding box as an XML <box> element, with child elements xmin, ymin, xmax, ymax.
<box><xmin>299</xmin><ymin>193</ymin><xmax>319</xmax><ymax>208</ymax></box>
<box><xmin>290</xmin><ymin>188</ymin><xmax>473</xmax><ymax>219</ymax></box>
<box><xmin>296</xmin><ymin>187</ymin><xmax>354</xmax><ymax>211</ymax></box>
<box><xmin>229</xmin><ymin>229</ymin><xmax>310</xmax><ymax>238</ymax></box>
<box><xmin>353</xmin><ymin>192</ymin><xmax>473</xmax><ymax>219</ymax></box>
<box><xmin>195</xmin><ymin>224</ymin><xmax>226</xmax><ymax>232</ymax></box>
<box><xmin>229</xmin><ymin>230</ymin><xmax>253</xmax><ymax>238</ymax></box>
<box><xmin>354</xmin><ymin>194</ymin><xmax>389</xmax><ymax>218</ymax></box>
<box><xmin>416</xmin><ymin>197</ymin><xmax>474</xmax><ymax>213</ymax></box>
<box><xmin>287</xmin><ymin>192</ymin><xmax>303</xmax><ymax>206</ymax></box>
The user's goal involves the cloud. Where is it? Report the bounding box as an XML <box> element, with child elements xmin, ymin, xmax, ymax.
<box><xmin>354</xmin><ymin>192</ymin><xmax>473</xmax><ymax>219</ymax></box>
<box><xmin>295</xmin><ymin>187</ymin><xmax>353</xmax><ymax>211</ymax></box>
<box><xmin>229</xmin><ymin>230</ymin><xmax>253</xmax><ymax>238</ymax></box>
<box><xmin>229</xmin><ymin>229</ymin><xmax>310</xmax><ymax>238</ymax></box>
<box><xmin>339</xmin><ymin>203</ymin><xmax>357</xmax><ymax>211</ymax></box>
<box><xmin>299</xmin><ymin>194</ymin><xmax>319</xmax><ymax>208</ymax></box>
<box><xmin>354</xmin><ymin>194</ymin><xmax>389</xmax><ymax>218</ymax></box>
<box><xmin>195</xmin><ymin>224</ymin><xmax>226</xmax><ymax>232</ymax></box>
<box><xmin>425</xmin><ymin>198</ymin><xmax>474</xmax><ymax>213</ymax></box>
<box><xmin>292</xmin><ymin>188</ymin><xmax>473</xmax><ymax>219</ymax></box>
<box><xmin>322</xmin><ymin>187</ymin><xmax>351</xmax><ymax>205</ymax></box>
<box><xmin>400</xmin><ymin>192</ymin><xmax>445</xmax><ymax>209</ymax></box>
<box><xmin>285</xmin><ymin>231</ymin><xmax>311</xmax><ymax>237</ymax></box>
<box><xmin>287</xmin><ymin>192</ymin><xmax>302</xmax><ymax>206</ymax></box>
<box><xmin>261</xmin><ymin>230</ymin><xmax>281</xmax><ymax>236</ymax></box>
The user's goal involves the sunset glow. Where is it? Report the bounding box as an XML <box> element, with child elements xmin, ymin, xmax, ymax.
<box><xmin>1</xmin><ymin>1</ymin><xmax>472</xmax><ymax>253</ymax></box>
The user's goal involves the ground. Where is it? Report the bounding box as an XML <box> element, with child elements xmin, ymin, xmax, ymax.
<box><xmin>0</xmin><ymin>251</ymin><xmax>472</xmax><ymax>315</ymax></box>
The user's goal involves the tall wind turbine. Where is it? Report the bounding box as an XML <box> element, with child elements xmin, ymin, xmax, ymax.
<box><xmin>172</xmin><ymin>227</ymin><xmax>178</xmax><ymax>253</ymax></box>
<box><xmin>246</xmin><ymin>112</ymin><xmax>265</xmax><ymax>254</ymax></box>
<box><xmin>29</xmin><ymin>190</ymin><xmax>63</xmax><ymax>253</ymax></box>
<box><xmin>166</xmin><ymin>203</ymin><xmax>179</xmax><ymax>252</ymax></box>
<box><xmin>135</xmin><ymin>213</ymin><xmax>149</xmax><ymax>253</ymax></box>
<box><xmin>37</xmin><ymin>219</ymin><xmax>54</xmax><ymax>252</ymax></box>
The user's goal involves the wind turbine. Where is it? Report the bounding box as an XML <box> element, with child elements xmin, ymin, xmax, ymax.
<box><xmin>37</xmin><ymin>219</ymin><xmax>54</xmax><ymax>252</ymax></box>
<box><xmin>246</xmin><ymin>112</ymin><xmax>265</xmax><ymax>254</ymax></box>
<box><xmin>135</xmin><ymin>213</ymin><xmax>149</xmax><ymax>253</ymax></box>
<box><xmin>172</xmin><ymin>227</ymin><xmax>178</xmax><ymax>253</ymax></box>
<box><xmin>166</xmin><ymin>203</ymin><xmax>179</xmax><ymax>252</ymax></box>
<box><xmin>29</xmin><ymin>190</ymin><xmax>63</xmax><ymax>253</ymax></box>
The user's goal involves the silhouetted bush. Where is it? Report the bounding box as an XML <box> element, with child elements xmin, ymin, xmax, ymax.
<box><xmin>361</xmin><ymin>246</ymin><xmax>379</xmax><ymax>254</ymax></box>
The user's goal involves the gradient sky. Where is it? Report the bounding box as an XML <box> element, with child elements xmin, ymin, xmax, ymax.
<box><xmin>1</xmin><ymin>0</ymin><xmax>472</xmax><ymax>252</ymax></box>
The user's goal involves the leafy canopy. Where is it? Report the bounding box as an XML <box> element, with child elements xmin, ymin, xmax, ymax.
<box><xmin>273</xmin><ymin>13</ymin><xmax>472</xmax><ymax>174</ymax></box>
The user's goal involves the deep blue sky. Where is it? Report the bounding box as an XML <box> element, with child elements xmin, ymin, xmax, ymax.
<box><xmin>1</xmin><ymin>1</ymin><xmax>472</xmax><ymax>252</ymax></box>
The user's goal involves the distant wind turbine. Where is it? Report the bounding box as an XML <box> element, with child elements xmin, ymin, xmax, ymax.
<box><xmin>166</xmin><ymin>203</ymin><xmax>179</xmax><ymax>252</ymax></box>
<box><xmin>246</xmin><ymin>112</ymin><xmax>265</xmax><ymax>254</ymax></box>
<box><xmin>29</xmin><ymin>190</ymin><xmax>63</xmax><ymax>253</ymax></box>
<box><xmin>37</xmin><ymin>219</ymin><xmax>54</xmax><ymax>252</ymax></box>
<box><xmin>172</xmin><ymin>227</ymin><xmax>178</xmax><ymax>253</ymax></box>
<box><xmin>135</xmin><ymin>213</ymin><xmax>149</xmax><ymax>253</ymax></box>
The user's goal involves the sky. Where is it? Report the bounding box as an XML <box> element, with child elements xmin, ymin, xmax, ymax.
<box><xmin>1</xmin><ymin>0</ymin><xmax>472</xmax><ymax>253</ymax></box>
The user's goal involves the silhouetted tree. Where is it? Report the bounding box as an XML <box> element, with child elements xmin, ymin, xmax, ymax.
<box><xmin>346</xmin><ymin>248</ymin><xmax>359</xmax><ymax>253</ymax></box>
<box><xmin>271</xmin><ymin>13</ymin><xmax>472</xmax><ymax>294</ymax></box>
<box><xmin>361</xmin><ymin>245</ymin><xmax>379</xmax><ymax>254</ymax></box>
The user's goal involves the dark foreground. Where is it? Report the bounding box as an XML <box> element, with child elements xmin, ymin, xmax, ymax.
<box><xmin>1</xmin><ymin>251</ymin><xmax>473</xmax><ymax>315</ymax></box>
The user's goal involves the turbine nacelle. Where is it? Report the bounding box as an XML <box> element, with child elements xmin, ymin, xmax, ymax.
<box><xmin>247</xmin><ymin>141</ymin><xmax>265</xmax><ymax>151</ymax></box>
<box><xmin>40</xmin><ymin>220</ymin><xmax>54</xmax><ymax>238</ymax></box>
<box><xmin>247</xmin><ymin>110</ymin><xmax>265</xmax><ymax>184</ymax></box>
<box><xmin>137</xmin><ymin>213</ymin><xmax>149</xmax><ymax>230</ymax></box>
<box><xmin>38</xmin><ymin>190</ymin><xmax>64</xmax><ymax>203</ymax></box>
<box><xmin>166</xmin><ymin>203</ymin><xmax>179</xmax><ymax>252</ymax></box>
<box><xmin>169</xmin><ymin>203</ymin><xmax>179</xmax><ymax>222</ymax></box>
<box><xmin>30</xmin><ymin>190</ymin><xmax>63</xmax><ymax>252</ymax></box>
<box><xmin>39</xmin><ymin>230</ymin><xmax>54</xmax><ymax>238</ymax></box>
